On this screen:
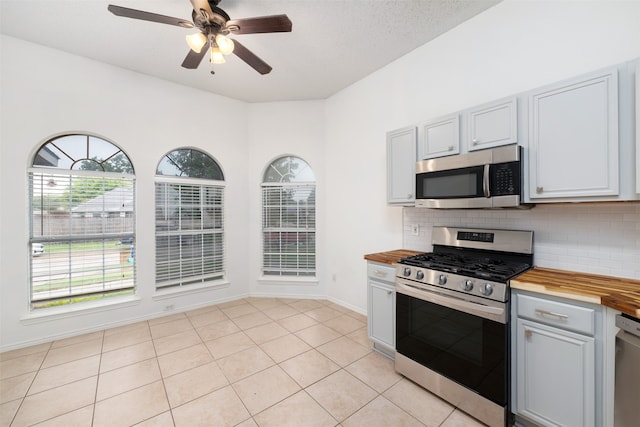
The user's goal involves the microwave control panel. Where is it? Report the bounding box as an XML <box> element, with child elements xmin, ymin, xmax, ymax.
<box><xmin>490</xmin><ymin>162</ymin><xmax>520</xmax><ymax>196</ymax></box>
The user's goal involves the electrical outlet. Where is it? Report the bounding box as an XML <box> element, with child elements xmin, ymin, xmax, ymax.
<box><xmin>411</xmin><ymin>224</ymin><xmax>420</xmax><ymax>236</ymax></box>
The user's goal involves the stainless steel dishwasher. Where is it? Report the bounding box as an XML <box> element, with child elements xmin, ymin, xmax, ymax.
<box><xmin>614</xmin><ymin>314</ymin><xmax>640</xmax><ymax>427</ymax></box>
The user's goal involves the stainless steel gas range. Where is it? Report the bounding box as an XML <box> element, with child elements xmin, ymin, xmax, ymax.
<box><xmin>395</xmin><ymin>226</ymin><xmax>533</xmax><ymax>427</ymax></box>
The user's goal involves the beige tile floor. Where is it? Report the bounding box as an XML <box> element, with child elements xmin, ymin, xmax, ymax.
<box><xmin>0</xmin><ymin>297</ymin><xmax>487</xmax><ymax>427</ymax></box>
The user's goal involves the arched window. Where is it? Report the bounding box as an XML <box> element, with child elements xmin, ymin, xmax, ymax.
<box><xmin>155</xmin><ymin>148</ymin><xmax>225</xmax><ymax>289</ymax></box>
<box><xmin>262</xmin><ymin>156</ymin><xmax>316</xmax><ymax>277</ymax></box>
<box><xmin>29</xmin><ymin>134</ymin><xmax>135</xmax><ymax>309</ymax></box>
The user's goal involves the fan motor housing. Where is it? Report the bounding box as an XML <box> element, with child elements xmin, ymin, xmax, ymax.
<box><xmin>192</xmin><ymin>6</ymin><xmax>229</xmax><ymax>32</ymax></box>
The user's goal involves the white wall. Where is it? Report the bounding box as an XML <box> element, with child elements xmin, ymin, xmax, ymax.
<box><xmin>0</xmin><ymin>36</ymin><xmax>250</xmax><ymax>350</ymax></box>
<box><xmin>404</xmin><ymin>203</ymin><xmax>640</xmax><ymax>280</ymax></box>
<box><xmin>246</xmin><ymin>101</ymin><xmax>326</xmax><ymax>298</ymax></box>
<box><xmin>323</xmin><ymin>0</ymin><xmax>640</xmax><ymax>311</ymax></box>
<box><xmin>2</xmin><ymin>0</ymin><xmax>640</xmax><ymax>350</ymax></box>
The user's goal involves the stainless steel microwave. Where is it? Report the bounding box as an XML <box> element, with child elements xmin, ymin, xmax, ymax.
<box><xmin>415</xmin><ymin>144</ymin><xmax>526</xmax><ymax>209</ymax></box>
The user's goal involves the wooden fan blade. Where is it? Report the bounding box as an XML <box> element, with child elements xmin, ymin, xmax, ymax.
<box><xmin>190</xmin><ymin>0</ymin><xmax>215</xmax><ymax>19</ymax></box>
<box><xmin>232</xmin><ymin>40</ymin><xmax>272</xmax><ymax>75</ymax></box>
<box><xmin>226</xmin><ymin>15</ymin><xmax>292</xmax><ymax>35</ymax></box>
<box><xmin>108</xmin><ymin>5</ymin><xmax>193</xmax><ymax>28</ymax></box>
<box><xmin>181</xmin><ymin>48</ymin><xmax>208</xmax><ymax>69</ymax></box>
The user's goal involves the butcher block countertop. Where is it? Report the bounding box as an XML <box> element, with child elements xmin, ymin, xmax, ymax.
<box><xmin>364</xmin><ymin>249</ymin><xmax>423</xmax><ymax>265</ymax></box>
<box><xmin>512</xmin><ymin>267</ymin><xmax>640</xmax><ymax>318</ymax></box>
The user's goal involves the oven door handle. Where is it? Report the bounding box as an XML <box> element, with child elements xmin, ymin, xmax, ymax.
<box><xmin>396</xmin><ymin>282</ymin><xmax>506</xmax><ymax>323</ymax></box>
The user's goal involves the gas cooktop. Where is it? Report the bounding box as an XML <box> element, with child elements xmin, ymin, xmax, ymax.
<box><xmin>396</xmin><ymin>227</ymin><xmax>534</xmax><ymax>302</ymax></box>
<box><xmin>399</xmin><ymin>251</ymin><xmax>532</xmax><ymax>283</ymax></box>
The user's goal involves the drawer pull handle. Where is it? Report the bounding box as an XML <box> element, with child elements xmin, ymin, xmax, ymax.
<box><xmin>535</xmin><ymin>309</ymin><xmax>569</xmax><ymax>320</ymax></box>
<box><xmin>387</xmin><ymin>290</ymin><xmax>392</xmax><ymax>295</ymax></box>
<box><xmin>374</xmin><ymin>270</ymin><xmax>388</xmax><ymax>278</ymax></box>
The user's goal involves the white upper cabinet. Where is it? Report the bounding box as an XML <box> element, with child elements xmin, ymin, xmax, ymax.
<box><xmin>467</xmin><ymin>97</ymin><xmax>518</xmax><ymax>151</ymax></box>
<box><xmin>418</xmin><ymin>114</ymin><xmax>460</xmax><ymax>159</ymax></box>
<box><xmin>387</xmin><ymin>126</ymin><xmax>417</xmax><ymax>205</ymax></box>
<box><xmin>528</xmin><ymin>68</ymin><xmax>619</xmax><ymax>200</ymax></box>
<box><xmin>636</xmin><ymin>60</ymin><xmax>640</xmax><ymax>194</ymax></box>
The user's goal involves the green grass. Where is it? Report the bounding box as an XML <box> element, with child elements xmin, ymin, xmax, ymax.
<box><xmin>42</xmin><ymin>240</ymin><xmax>126</xmax><ymax>254</ymax></box>
<box><xmin>32</xmin><ymin>289</ymin><xmax>134</xmax><ymax>309</ymax></box>
<box><xmin>32</xmin><ymin>268</ymin><xmax>134</xmax><ymax>293</ymax></box>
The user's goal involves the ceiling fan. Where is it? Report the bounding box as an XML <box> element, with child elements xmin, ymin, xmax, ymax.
<box><xmin>107</xmin><ymin>0</ymin><xmax>292</xmax><ymax>74</ymax></box>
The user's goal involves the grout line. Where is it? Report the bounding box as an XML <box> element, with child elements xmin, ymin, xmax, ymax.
<box><xmin>2</xmin><ymin>297</ymin><xmax>453</xmax><ymax>426</ymax></box>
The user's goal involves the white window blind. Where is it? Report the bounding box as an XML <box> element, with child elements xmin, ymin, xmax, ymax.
<box><xmin>262</xmin><ymin>183</ymin><xmax>316</xmax><ymax>276</ymax></box>
<box><xmin>155</xmin><ymin>182</ymin><xmax>224</xmax><ymax>288</ymax></box>
<box><xmin>29</xmin><ymin>170</ymin><xmax>135</xmax><ymax>308</ymax></box>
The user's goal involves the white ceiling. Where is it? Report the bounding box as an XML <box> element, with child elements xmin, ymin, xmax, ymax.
<box><xmin>0</xmin><ymin>0</ymin><xmax>501</xmax><ymax>103</ymax></box>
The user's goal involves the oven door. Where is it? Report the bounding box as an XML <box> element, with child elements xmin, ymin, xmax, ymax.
<box><xmin>395</xmin><ymin>279</ymin><xmax>509</xmax><ymax>406</ymax></box>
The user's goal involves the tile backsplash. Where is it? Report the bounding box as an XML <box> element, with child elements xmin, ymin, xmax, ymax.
<box><xmin>403</xmin><ymin>202</ymin><xmax>640</xmax><ymax>280</ymax></box>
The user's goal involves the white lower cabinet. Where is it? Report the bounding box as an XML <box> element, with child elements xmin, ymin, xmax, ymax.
<box><xmin>512</xmin><ymin>291</ymin><xmax>603</xmax><ymax>427</ymax></box>
<box><xmin>367</xmin><ymin>262</ymin><xmax>396</xmax><ymax>358</ymax></box>
<box><xmin>516</xmin><ymin>319</ymin><xmax>595</xmax><ymax>426</ymax></box>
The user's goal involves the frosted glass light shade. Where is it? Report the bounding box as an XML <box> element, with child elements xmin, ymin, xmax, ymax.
<box><xmin>215</xmin><ymin>34</ymin><xmax>235</xmax><ymax>55</ymax></box>
<box><xmin>186</xmin><ymin>32</ymin><xmax>207</xmax><ymax>53</ymax></box>
<box><xmin>210</xmin><ymin>46</ymin><xmax>226</xmax><ymax>64</ymax></box>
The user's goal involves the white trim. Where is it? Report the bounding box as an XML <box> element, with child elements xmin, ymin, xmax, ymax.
<box><xmin>257</xmin><ymin>276</ymin><xmax>319</xmax><ymax>286</ymax></box>
<box><xmin>325</xmin><ymin>295</ymin><xmax>367</xmax><ymax>317</ymax></box>
<box><xmin>153</xmin><ymin>279</ymin><xmax>231</xmax><ymax>300</ymax></box>
<box><xmin>261</xmin><ymin>182</ymin><xmax>314</xmax><ymax>187</ymax></box>
<box><xmin>28</xmin><ymin>167</ymin><xmax>134</xmax><ymax>179</ymax></box>
<box><xmin>20</xmin><ymin>295</ymin><xmax>142</xmax><ymax>325</ymax></box>
<box><xmin>154</xmin><ymin>175</ymin><xmax>225</xmax><ymax>186</ymax></box>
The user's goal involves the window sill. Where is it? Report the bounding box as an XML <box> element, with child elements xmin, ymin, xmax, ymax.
<box><xmin>258</xmin><ymin>276</ymin><xmax>319</xmax><ymax>286</ymax></box>
<box><xmin>153</xmin><ymin>279</ymin><xmax>230</xmax><ymax>301</ymax></box>
<box><xmin>21</xmin><ymin>295</ymin><xmax>142</xmax><ymax>325</ymax></box>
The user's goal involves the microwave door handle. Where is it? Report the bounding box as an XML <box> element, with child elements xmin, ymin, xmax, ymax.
<box><xmin>483</xmin><ymin>164</ymin><xmax>490</xmax><ymax>197</ymax></box>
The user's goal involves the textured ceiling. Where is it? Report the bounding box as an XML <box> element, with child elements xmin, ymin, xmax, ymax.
<box><xmin>0</xmin><ymin>0</ymin><xmax>501</xmax><ymax>102</ymax></box>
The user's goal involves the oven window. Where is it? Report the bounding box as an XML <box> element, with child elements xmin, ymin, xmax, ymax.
<box><xmin>417</xmin><ymin>166</ymin><xmax>483</xmax><ymax>199</ymax></box>
<box><xmin>396</xmin><ymin>292</ymin><xmax>507</xmax><ymax>405</ymax></box>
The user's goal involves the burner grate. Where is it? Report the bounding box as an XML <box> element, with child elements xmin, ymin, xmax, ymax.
<box><xmin>399</xmin><ymin>252</ymin><xmax>531</xmax><ymax>282</ymax></box>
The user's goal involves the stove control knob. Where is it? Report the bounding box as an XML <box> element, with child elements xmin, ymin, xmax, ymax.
<box><xmin>416</xmin><ymin>270</ymin><xmax>424</xmax><ymax>280</ymax></box>
<box><xmin>481</xmin><ymin>283</ymin><xmax>494</xmax><ymax>296</ymax></box>
<box><xmin>438</xmin><ymin>274</ymin><xmax>447</xmax><ymax>285</ymax></box>
<box><xmin>462</xmin><ymin>280</ymin><xmax>474</xmax><ymax>291</ymax></box>
<box><xmin>403</xmin><ymin>267</ymin><xmax>412</xmax><ymax>277</ymax></box>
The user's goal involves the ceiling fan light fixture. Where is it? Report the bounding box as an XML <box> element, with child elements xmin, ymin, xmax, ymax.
<box><xmin>210</xmin><ymin>46</ymin><xmax>226</xmax><ymax>64</ymax></box>
<box><xmin>186</xmin><ymin>32</ymin><xmax>207</xmax><ymax>53</ymax></box>
<box><xmin>215</xmin><ymin>34</ymin><xmax>235</xmax><ymax>55</ymax></box>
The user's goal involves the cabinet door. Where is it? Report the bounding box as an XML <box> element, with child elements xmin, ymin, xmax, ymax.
<box><xmin>529</xmin><ymin>69</ymin><xmax>619</xmax><ymax>200</ymax></box>
<box><xmin>368</xmin><ymin>279</ymin><xmax>395</xmax><ymax>349</ymax></box>
<box><xmin>387</xmin><ymin>126</ymin><xmax>417</xmax><ymax>205</ymax></box>
<box><xmin>418</xmin><ymin>114</ymin><xmax>459</xmax><ymax>159</ymax></box>
<box><xmin>636</xmin><ymin>60</ymin><xmax>640</xmax><ymax>194</ymax></box>
<box><xmin>467</xmin><ymin>97</ymin><xmax>517</xmax><ymax>151</ymax></box>
<box><xmin>516</xmin><ymin>319</ymin><xmax>595</xmax><ymax>427</ymax></box>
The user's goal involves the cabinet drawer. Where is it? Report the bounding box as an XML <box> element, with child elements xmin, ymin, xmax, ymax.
<box><xmin>367</xmin><ymin>263</ymin><xmax>396</xmax><ymax>283</ymax></box>
<box><xmin>516</xmin><ymin>294</ymin><xmax>595</xmax><ymax>335</ymax></box>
